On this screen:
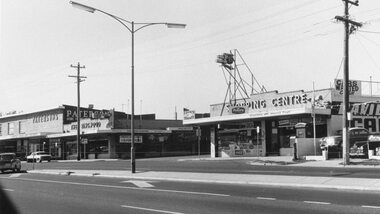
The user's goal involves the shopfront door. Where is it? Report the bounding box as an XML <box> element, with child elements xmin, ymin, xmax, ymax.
<box><xmin>265</xmin><ymin>120</ymin><xmax>279</xmax><ymax>155</ymax></box>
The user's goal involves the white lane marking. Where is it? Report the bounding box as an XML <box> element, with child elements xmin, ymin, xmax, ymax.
<box><xmin>10</xmin><ymin>174</ymin><xmax>21</xmax><ymax>178</ymax></box>
<box><xmin>362</xmin><ymin>205</ymin><xmax>380</xmax><ymax>209</ymax></box>
<box><xmin>304</xmin><ymin>201</ymin><xmax>331</xmax><ymax>205</ymax></box>
<box><xmin>121</xmin><ymin>205</ymin><xmax>184</xmax><ymax>214</ymax></box>
<box><xmin>2</xmin><ymin>189</ymin><xmax>14</xmax><ymax>192</ymax></box>
<box><xmin>257</xmin><ymin>197</ymin><xmax>276</xmax><ymax>200</ymax></box>
<box><xmin>3</xmin><ymin>177</ymin><xmax>229</xmax><ymax>197</ymax></box>
<box><xmin>121</xmin><ymin>180</ymin><xmax>155</xmax><ymax>188</ymax></box>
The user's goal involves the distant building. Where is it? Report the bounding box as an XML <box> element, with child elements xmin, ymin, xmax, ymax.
<box><xmin>0</xmin><ymin>104</ymin><xmax>204</xmax><ymax>159</ymax></box>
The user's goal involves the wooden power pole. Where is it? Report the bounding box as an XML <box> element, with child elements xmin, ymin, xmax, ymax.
<box><xmin>335</xmin><ymin>0</ymin><xmax>362</xmax><ymax>165</ymax></box>
<box><xmin>69</xmin><ymin>62</ymin><xmax>86</xmax><ymax>161</ymax></box>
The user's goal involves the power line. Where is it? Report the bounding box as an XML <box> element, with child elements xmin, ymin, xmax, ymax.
<box><xmin>355</xmin><ymin>33</ymin><xmax>380</xmax><ymax>72</ymax></box>
<box><xmin>358</xmin><ymin>30</ymin><xmax>380</xmax><ymax>34</ymax></box>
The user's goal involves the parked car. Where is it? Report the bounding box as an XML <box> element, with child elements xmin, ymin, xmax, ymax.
<box><xmin>319</xmin><ymin>127</ymin><xmax>370</xmax><ymax>157</ymax></box>
<box><xmin>26</xmin><ymin>151</ymin><xmax>51</xmax><ymax>163</ymax></box>
<box><xmin>0</xmin><ymin>153</ymin><xmax>21</xmax><ymax>173</ymax></box>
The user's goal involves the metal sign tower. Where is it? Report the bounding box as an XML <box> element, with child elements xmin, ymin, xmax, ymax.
<box><xmin>216</xmin><ymin>49</ymin><xmax>266</xmax><ymax>116</ymax></box>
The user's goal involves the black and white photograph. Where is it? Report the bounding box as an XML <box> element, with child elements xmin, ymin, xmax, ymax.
<box><xmin>1</xmin><ymin>0</ymin><xmax>380</xmax><ymax>213</ymax></box>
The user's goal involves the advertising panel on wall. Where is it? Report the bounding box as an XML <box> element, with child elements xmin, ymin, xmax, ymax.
<box><xmin>334</xmin><ymin>79</ymin><xmax>362</xmax><ymax>96</ymax></box>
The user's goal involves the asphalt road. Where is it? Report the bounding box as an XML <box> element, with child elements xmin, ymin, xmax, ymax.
<box><xmin>1</xmin><ymin>173</ymin><xmax>380</xmax><ymax>214</ymax></box>
<box><xmin>21</xmin><ymin>156</ymin><xmax>380</xmax><ymax>179</ymax></box>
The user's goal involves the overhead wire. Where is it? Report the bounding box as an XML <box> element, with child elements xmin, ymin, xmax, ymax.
<box><xmin>355</xmin><ymin>33</ymin><xmax>380</xmax><ymax>72</ymax></box>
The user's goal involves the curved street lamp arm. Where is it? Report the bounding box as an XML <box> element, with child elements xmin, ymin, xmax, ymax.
<box><xmin>134</xmin><ymin>23</ymin><xmax>168</xmax><ymax>33</ymax></box>
<box><xmin>94</xmin><ymin>9</ymin><xmax>133</xmax><ymax>33</ymax></box>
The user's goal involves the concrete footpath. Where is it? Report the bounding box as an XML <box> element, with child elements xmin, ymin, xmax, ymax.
<box><xmin>27</xmin><ymin>156</ymin><xmax>380</xmax><ymax>192</ymax></box>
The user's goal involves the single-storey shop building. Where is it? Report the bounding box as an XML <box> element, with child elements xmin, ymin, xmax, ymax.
<box><xmin>0</xmin><ymin>105</ymin><xmax>203</xmax><ymax>159</ymax></box>
<box><xmin>184</xmin><ymin>82</ymin><xmax>380</xmax><ymax>158</ymax></box>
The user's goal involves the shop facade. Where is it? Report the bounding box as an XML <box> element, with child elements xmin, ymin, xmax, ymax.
<box><xmin>0</xmin><ymin>105</ymin><xmax>199</xmax><ymax>159</ymax></box>
<box><xmin>184</xmin><ymin>80</ymin><xmax>380</xmax><ymax>158</ymax></box>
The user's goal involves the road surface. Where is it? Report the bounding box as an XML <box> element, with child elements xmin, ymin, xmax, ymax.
<box><xmin>1</xmin><ymin>172</ymin><xmax>380</xmax><ymax>214</ymax></box>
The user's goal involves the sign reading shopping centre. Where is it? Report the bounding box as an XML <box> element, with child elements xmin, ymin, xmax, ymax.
<box><xmin>210</xmin><ymin>89</ymin><xmax>331</xmax><ymax>117</ymax></box>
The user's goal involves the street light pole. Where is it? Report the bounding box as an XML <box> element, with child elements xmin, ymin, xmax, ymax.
<box><xmin>70</xmin><ymin>1</ymin><xmax>186</xmax><ymax>173</ymax></box>
<box><xmin>131</xmin><ymin>21</ymin><xmax>136</xmax><ymax>172</ymax></box>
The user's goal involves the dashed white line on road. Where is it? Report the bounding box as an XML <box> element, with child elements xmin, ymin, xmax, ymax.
<box><xmin>304</xmin><ymin>201</ymin><xmax>331</xmax><ymax>205</ymax></box>
<box><xmin>2</xmin><ymin>189</ymin><xmax>14</xmax><ymax>192</ymax></box>
<box><xmin>257</xmin><ymin>197</ymin><xmax>276</xmax><ymax>200</ymax></box>
<box><xmin>121</xmin><ymin>205</ymin><xmax>184</xmax><ymax>214</ymax></box>
<box><xmin>362</xmin><ymin>205</ymin><xmax>380</xmax><ymax>209</ymax></box>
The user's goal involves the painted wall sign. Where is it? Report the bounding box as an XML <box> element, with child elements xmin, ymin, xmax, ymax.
<box><xmin>32</xmin><ymin>114</ymin><xmax>59</xmax><ymax>123</ymax></box>
<box><xmin>335</xmin><ymin>102</ymin><xmax>380</xmax><ymax>117</ymax></box>
<box><xmin>64</xmin><ymin>118</ymin><xmax>112</xmax><ymax>132</ymax></box>
<box><xmin>333</xmin><ymin>102</ymin><xmax>380</xmax><ymax>133</ymax></box>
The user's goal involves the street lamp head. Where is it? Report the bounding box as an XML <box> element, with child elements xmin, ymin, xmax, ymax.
<box><xmin>70</xmin><ymin>1</ymin><xmax>96</xmax><ymax>13</ymax></box>
<box><xmin>166</xmin><ymin>23</ymin><xmax>186</xmax><ymax>29</ymax></box>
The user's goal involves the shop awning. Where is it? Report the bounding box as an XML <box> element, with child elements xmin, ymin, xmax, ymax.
<box><xmin>0</xmin><ymin>132</ymin><xmax>57</xmax><ymax>141</ymax></box>
<box><xmin>46</xmin><ymin>129</ymin><xmax>172</xmax><ymax>138</ymax></box>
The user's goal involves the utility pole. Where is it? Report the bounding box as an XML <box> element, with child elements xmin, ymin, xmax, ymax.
<box><xmin>69</xmin><ymin>62</ymin><xmax>86</xmax><ymax>161</ymax></box>
<box><xmin>335</xmin><ymin>0</ymin><xmax>362</xmax><ymax>165</ymax></box>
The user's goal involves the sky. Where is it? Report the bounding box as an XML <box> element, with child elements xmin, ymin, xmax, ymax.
<box><xmin>1</xmin><ymin>0</ymin><xmax>380</xmax><ymax>119</ymax></box>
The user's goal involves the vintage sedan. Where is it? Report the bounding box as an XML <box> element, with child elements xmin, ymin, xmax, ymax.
<box><xmin>320</xmin><ymin>127</ymin><xmax>370</xmax><ymax>157</ymax></box>
<box><xmin>26</xmin><ymin>151</ymin><xmax>52</xmax><ymax>163</ymax></box>
<box><xmin>0</xmin><ymin>153</ymin><xmax>21</xmax><ymax>173</ymax></box>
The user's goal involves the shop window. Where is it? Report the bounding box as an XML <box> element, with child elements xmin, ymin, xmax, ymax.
<box><xmin>8</xmin><ymin>123</ymin><xmax>14</xmax><ymax>135</ymax></box>
<box><xmin>88</xmin><ymin>140</ymin><xmax>108</xmax><ymax>154</ymax></box>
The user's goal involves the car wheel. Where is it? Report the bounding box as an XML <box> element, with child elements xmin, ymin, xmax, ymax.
<box><xmin>39</xmin><ymin>159</ymin><xmax>42</xmax><ymax>163</ymax></box>
<box><xmin>1</xmin><ymin>169</ymin><xmax>4</xmax><ymax>173</ymax></box>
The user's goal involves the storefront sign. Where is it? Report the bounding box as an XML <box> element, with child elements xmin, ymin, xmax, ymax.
<box><xmin>226</xmin><ymin>93</ymin><xmax>310</xmax><ymax>112</ymax></box>
<box><xmin>119</xmin><ymin>135</ymin><xmax>143</xmax><ymax>143</ymax></box>
<box><xmin>63</xmin><ymin>105</ymin><xmax>112</xmax><ymax>124</ymax></box>
<box><xmin>334</xmin><ymin>79</ymin><xmax>361</xmax><ymax>96</ymax></box>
